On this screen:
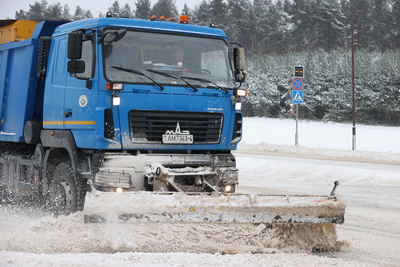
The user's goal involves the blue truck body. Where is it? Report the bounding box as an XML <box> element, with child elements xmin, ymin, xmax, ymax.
<box><xmin>0</xmin><ymin>17</ymin><xmax>246</xmax><ymax>214</ymax></box>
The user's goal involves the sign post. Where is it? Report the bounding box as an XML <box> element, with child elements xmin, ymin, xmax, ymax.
<box><xmin>291</xmin><ymin>67</ymin><xmax>305</xmax><ymax>146</ymax></box>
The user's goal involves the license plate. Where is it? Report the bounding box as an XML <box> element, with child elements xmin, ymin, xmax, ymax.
<box><xmin>162</xmin><ymin>134</ymin><xmax>194</xmax><ymax>144</ymax></box>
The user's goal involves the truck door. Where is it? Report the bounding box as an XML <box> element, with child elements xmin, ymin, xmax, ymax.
<box><xmin>43</xmin><ymin>38</ymin><xmax>67</xmax><ymax>130</ymax></box>
<box><xmin>63</xmin><ymin>34</ymin><xmax>99</xmax><ymax>148</ymax></box>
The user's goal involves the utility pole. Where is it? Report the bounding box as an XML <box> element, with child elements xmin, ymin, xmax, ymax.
<box><xmin>351</xmin><ymin>0</ymin><xmax>357</xmax><ymax>151</ymax></box>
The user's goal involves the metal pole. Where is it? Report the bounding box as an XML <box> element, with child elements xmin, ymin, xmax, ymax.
<box><xmin>351</xmin><ymin>0</ymin><xmax>356</xmax><ymax>151</ymax></box>
<box><xmin>295</xmin><ymin>104</ymin><xmax>299</xmax><ymax>146</ymax></box>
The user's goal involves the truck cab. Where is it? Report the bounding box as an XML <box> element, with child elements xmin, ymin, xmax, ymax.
<box><xmin>44</xmin><ymin>17</ymin><xmax>245</xmax><ymax>151</ymax></box>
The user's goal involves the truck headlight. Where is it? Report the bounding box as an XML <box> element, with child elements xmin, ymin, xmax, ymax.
<box><xmin>235</xmin><ymin>102</ymin><xmax>242</xmax><ymax>110</ymax></box>
<box><xmin>224</xmin><ymin>184</ymin><xmax>233</xmax><ymax>193</ymax></box>
<box><xmin>234</xmin><ymin>88</ymin><xmax>248</xmax><ymax>97</ymax></box>
<box><xmin>113</xmin><ymin>96</ymin><xmax>121</xmax><ymax>106</ymax></box>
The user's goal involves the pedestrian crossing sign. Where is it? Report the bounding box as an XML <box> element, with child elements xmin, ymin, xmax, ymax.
<box><xmin>292</xmin><ymin>90</ymin><xmax>304</xmax><ymax>104</ymax></box>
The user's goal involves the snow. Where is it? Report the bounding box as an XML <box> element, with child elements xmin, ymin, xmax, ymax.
<box><xmin>1</xmin><ymin>117</ymin><xmax>400</xmax><ymax>266</ymax></box>
<box><xmin>243</xmin><ymin>117</ymin><xmax>400</xmax><ymax>153</ymax></box>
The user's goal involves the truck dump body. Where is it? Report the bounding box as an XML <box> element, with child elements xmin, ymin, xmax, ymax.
<box><xmin>0</xmin><ymin>20</ymin><xmax>41</xmax><ymax>43</ymax></box>
<box><xmin>0</xmin><ymin>20</ymin><xmax>65</xmax><ymax>142</ymax></box>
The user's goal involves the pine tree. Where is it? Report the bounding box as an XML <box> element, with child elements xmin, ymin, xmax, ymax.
<box><xmin>73</xmin><ymin>6</ymin><xmax>86</xmax><ymax>20</ymax></box>
<box><xmin>45</xmin><ymin>2</ymin><xmax>63</xmax><ymax>20</ymax></box>
<box><xmin>274</xmin><ymin>0</ymin><xmax>293</xmax><ymax>53</ymax></box>
<box><xmin>135</xmin><ymin>0</ymin><xmax>152</xmax><ymax>19</ymax></box>
<box><xmin>62</xmin><ymin>4</ymin><xmax>72</xmax><ymax>20</ymax></box>
<box><xmin>15</xmin><ymin>10</ymin><xmax>26</xmax><ymax>19</ymax></box>
<box><xmin>226</xmin><ymin>0</ymin><xmax>253</xmax><ymax>50</ymax></box>
<box><xmin>108</xmin><ymin>1</ymin><xmax>122</xmax><ymax>17</ymax></box>
<box><xmin>393</xmin><ymin>0</ymin><xmax>400</xmax><ymax>47</ymax></box>
<box><xmin>192</xmin><ymin>0</ymin><xmax>211</xmax><ymax>26</ymax></box>
<box><xmin>354</xmin><ymin>0</ymin><xmax>373</xmax><ymax>49</ymax></box>
<box><xmin>120</xmin><ymin>3</ymin><xmax>134</xmax><ymax>18</ymax></box>
<box><xmin>209</xmin><ymin>0</ymin><xmax>228</xmax><ymax>29</ymax></box>
<box><xmin>339</xmin><ymin>0</ymin><xmax>350</xmax><ymax>49</ymax></box>
<box><xmin>371</xmin><ymin>0</ymin><xmax>393</xmax><ymax>50</ymax></box>
<box><xmin>26</xmin><ymin>0</ymin><xmax>48</xmax><ymax>20</ymax></box>
<box><xmin>252</xmin><ymin>0</ymin><xmax>273</xmax><ymax>54</ymax></box>
<box><xmin>151</xmin><ymin>0</ymin><xmax>179</xmax><ymax>19</ymax></box>
<box><xmin>85</xmin><ymin>10</ymin><xmax>93</xmax><ymax>18</ymax></box>
<box><xmin>181</xmin><ymin>3</ymin><xmax>191</xmax><ymax>16</ymax></box>
<box><xmin>317</xmin><ymin>0</ymin><xmax>346</xmax><ymax>50</ymax></box>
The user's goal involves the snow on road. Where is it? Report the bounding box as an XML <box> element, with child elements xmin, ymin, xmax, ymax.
<box><xmin>1</xmin><ymin>118</ymin><xmax>399</xmax><ymax>266</ymax></box>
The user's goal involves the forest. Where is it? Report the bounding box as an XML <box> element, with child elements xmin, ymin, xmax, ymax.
<box><xmin>11</xmin><ymin>0</ymin><xmax>400</xmax><ymax>125</ymax></box>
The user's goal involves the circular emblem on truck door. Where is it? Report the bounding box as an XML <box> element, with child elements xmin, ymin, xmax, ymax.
<box><xmin>79</xmin><ymin>95</ymin><xmax>88</xmax><ymax>107</ymax></box>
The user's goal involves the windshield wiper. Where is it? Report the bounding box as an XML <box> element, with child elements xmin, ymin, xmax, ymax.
<box><xmin>111</xmin><ymin>66</ymin><xmax>164</xmax><ymax>90</ymax></box>
<box><xmin>181</xmin><ymin>76</ymin><xmax>228</xmax><ymax>93</ymax></box>
<box><xmin>146</xmin><ymin>69</ymin><xmax>198</xmax><ymax>92</ymax></box>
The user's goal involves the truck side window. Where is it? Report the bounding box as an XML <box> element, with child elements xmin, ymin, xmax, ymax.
<box><xmin>76</xmin><ymin>39</ymin><xmax>94</xmax><ymax>79</ymax></box>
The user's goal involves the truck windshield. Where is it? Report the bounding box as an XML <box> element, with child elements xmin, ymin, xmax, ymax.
<box><xmin>103</xmin><ymin>29</ymin><xmax>235</xmax><ymax>89</ymax></box>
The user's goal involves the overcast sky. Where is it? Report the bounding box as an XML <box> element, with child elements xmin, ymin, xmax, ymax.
<box><xmin>1</xmin><ymin>0</ymin><xmax>203</xmax><ymax>19</ymax></box>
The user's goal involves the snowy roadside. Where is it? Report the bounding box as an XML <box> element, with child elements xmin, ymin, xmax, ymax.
<box><xmin>239</xmin><ymin>117</ymin><xmax>400</xmax><ymax>165</ymax></box>
<box><xmin>237</xmin><ymin>142</ymin><xmax>400</xmax><ymax>166</ymax></box>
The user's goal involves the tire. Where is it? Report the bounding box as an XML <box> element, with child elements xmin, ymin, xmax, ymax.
<box><xmin>48</xmin><ymin>163</ymin><xmax>85</xmax><ymax>216</ymax></box>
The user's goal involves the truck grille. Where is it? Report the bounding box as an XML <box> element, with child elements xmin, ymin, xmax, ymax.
<box><xmin>129</xmin><ymin>110</ymin><xmax>223</xmax><ymax>144</ymax></box>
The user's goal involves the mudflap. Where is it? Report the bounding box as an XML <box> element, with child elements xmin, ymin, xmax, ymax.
<box><xmin>83</xmin><ymin>191</ymin><xmax>346</xmax><ymax>224</ymax></box>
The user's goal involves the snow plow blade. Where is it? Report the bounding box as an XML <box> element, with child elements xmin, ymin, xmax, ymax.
<box><xmin>83</xmin><ymin>192</ymin><xmax>345</xmax><ymax>224</ymax></box>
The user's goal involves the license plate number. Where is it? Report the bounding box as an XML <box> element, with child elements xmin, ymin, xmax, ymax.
<box><xmin>162</xmin><ymin>134</ymin><xmax>194</xmax><ymax>144</ymax></box>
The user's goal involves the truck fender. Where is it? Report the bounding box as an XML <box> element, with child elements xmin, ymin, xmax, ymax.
<box><xmin>40</xmin><ymin>130</ymin><xmax>80</xmax><ymax>191</ymax></box>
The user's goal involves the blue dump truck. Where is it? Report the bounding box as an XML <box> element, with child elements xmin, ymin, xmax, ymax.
<box><xmin>0</xmin><ymin>16</ymin><xmax>345</xmax><ymax>229</ymax></box>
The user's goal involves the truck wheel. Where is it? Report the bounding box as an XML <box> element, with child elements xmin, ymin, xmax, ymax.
<box><xmin>48</xmin><ymin>163</ymin><xmax>82</xmax><ymax>216</ymax></box>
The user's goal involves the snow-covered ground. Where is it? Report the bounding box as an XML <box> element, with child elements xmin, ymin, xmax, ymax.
<box><xmin>243</xmin><ymin>117</ymin><xmax>400</xmax><ymax>153</ymax></box>
<box><xmin>1</xmin><ymin>117</ymin><xmax>399</xmax><ymax>266</ymax></box>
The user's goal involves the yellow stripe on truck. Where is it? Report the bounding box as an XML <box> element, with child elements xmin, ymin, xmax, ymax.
<box><xmin>43</xmin><ymin>121</ymin><xmax>96</xmax><ymax>125</ymax></box>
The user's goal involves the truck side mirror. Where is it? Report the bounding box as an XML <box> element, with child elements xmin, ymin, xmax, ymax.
<box><xmin>68</xmin><ymin>32</ymin><xmax>83</xmax><ymax>59</ymax></box>
<box><xmin>233</xmin><ymin>47</ymin><xmax>246</xmax><ymax>83</ymax></box>
<box><xmin>67</xmin><ymin>60</ymin><xmax>85</xmax><ymax>74</ymax></box>
<box><xmin>233</xmin><ymin>47</ymin><xmax>245</xmax><ymax>72</ymax></box>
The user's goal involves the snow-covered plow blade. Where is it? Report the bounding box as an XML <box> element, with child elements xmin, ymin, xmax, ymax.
<box><xmin>83</xmin><ymin>191</ymin><xmax>345</xmax><ymax>224</ymax></box>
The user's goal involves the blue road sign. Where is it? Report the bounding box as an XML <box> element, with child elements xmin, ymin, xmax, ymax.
<box><xmin>292</xmin><ymin>77</ymin><xmax>304</xmax><ymax>90</ymax></box>
<box><xmin>292</xmin><ymin>90</ymin><xmax>304</xmax><ymax>104</ymax></box>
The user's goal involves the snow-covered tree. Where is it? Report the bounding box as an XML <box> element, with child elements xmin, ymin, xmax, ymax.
<box><xmin>226</xmin><ymin>0</ymin><xmax>253</xmax><ymax>50</ymax></box>
<box><xmin>180</xmin><ymin>3</ymin><xmax>192</xmax><ymax>16</ymax></box>
<box><xmin>44</xmin><ymin>2</ymin><xmax>62</xmax><ymax>20</ymax></box>
<box><xmin>108</xmin><ymin>1</ymin><xmax>122</xmax><ymax>17</ymax></box>
<box><xmin>151</xmin><ymin>0</ymin><xmax>178</xmax><ymax>19</ymax></box>
<box><xmin>26</xmin><ymin>0</ymin><xmax>48</xmax><ymax>19</ymax></box>
<box><xmin>15</xmin><ymin>9</ymin><xmax>26</xmax><ymax>19</ymax></box>
<box><xmin>62</xmin><ymin>4</ymin><xmax>72</xmax><ymax>20</ymax></box>
<box><xmin>192</xmin><ymin>0</ymin><xmax>211</xmax><ymax>26</ymax></box>
<box><xmin>135</xmin><ymin>0</ymin><xmax>152</xmax><ymax>19</ymax></box>
<box><xmin>120</xmin><ymin>3</ymin><xmax>134</xmax><ymax>18</ymax></box>
<box><xmin>73</xmin><ymin>6</ymin><xmax>86</xmax><ymax>20</ymax></box>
